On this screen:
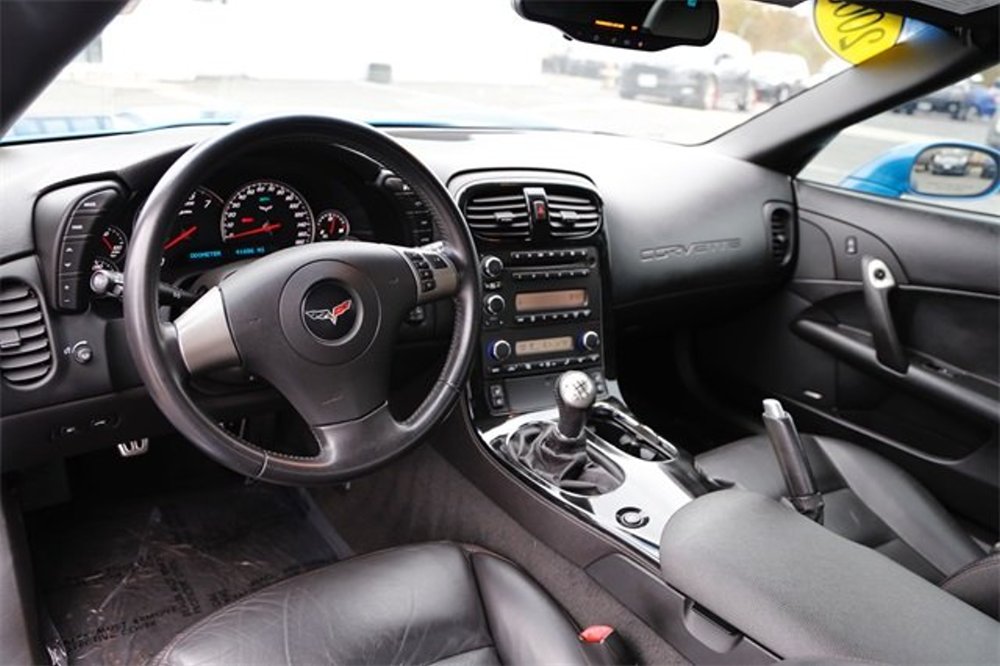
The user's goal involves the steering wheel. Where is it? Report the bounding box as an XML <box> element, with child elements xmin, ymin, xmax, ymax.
<box><xmin>124</xmin><ymin>116</ymin><xmax>480</xmax><ymax>485</ymax></box>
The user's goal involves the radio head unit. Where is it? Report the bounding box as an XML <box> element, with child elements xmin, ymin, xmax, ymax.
<box><xmin>477</xmin><ymin>246</ymin><xmax>606</xmax><ymax>415</ymax></box>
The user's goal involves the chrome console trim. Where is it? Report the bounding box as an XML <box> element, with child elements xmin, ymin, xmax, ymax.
<box><xmin>471</xmin><ymin>383</ymin><xmax>708</xmax><ymax>562</ymax></box>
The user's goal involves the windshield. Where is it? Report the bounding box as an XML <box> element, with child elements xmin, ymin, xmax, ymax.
<box><xmin>9</xmin><ymin>0</ymin><xmax>878</xmax><ymax>144</ymax></box>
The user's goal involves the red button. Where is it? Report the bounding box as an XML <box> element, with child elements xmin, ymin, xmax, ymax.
<box><xmin>579</xmin><ymin>625</ymin><xmax>615</xmax><ymax>644</ymax></box>
<box><xmin>534</xmin><ymin>200</ymin><xmax>547</xmax><ymax>220</ymax></box>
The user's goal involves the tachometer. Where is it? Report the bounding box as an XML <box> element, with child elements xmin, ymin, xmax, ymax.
<box><xmin>220</xmin><ymin>180</ymin><xmax>314</xmax><ymax>252</ymax></box>
<box><xmin>163</xmin><ymin>187</ymin><xmax>224</xmax><ymax>266</ymax></box>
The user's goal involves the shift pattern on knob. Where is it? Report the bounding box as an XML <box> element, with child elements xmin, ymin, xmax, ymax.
<box><xmin>557</xmin><ymin>371</ymin><xmax>597</xmax><ymax>408</ymax></box>
<box><xmin>555</xmin><ymin>370</ymin><xmax>596</xmax><ymax>440</ymax></box>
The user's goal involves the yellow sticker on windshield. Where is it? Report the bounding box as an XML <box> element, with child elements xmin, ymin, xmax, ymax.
<box><xmin>814</xmin><ymin>0</ymin><xmax>905</xmax><ymax>65</ymax></box>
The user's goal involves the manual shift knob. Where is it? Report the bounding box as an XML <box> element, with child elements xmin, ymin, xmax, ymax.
<box><xmin>555</xmin><ymin>371</ymin><xmax>597</xmax><ymax>440</ymax></box>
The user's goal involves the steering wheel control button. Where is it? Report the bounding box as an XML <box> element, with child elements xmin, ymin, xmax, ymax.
<box><xmin>302</xmin><ymin>281</ymin><xmax>359</xmax><ymax>342</ymax></box>
<box><xmin>616</xmin><ymin>507</ymin><xmax>650</xmax><ymax>530</ymax></box>
<box><xmin>401</xmin><ymin>247</ymin><xmax>457</xmax><ymax>303</ymax></box>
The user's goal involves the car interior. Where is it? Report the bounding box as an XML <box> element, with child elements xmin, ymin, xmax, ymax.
<box><xmin>1</xmin><ymin>0</ymin><xmax>999</xmax><ymax>664</ymax></box>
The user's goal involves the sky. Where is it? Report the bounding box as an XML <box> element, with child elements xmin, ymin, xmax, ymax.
<box><xmin>103</xmin><ymin>0</ymin><xmax>561</xmax><ymax>82</ymax></box>
<box><xmin>97</xmin><ymin>0</ymin><xmax>820</xmax><ymax>83</ymax></box>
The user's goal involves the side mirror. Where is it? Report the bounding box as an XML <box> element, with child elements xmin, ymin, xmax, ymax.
<box><xmin>910</xmin><ymin>145</ymin><xmax>999</xmax><ymax>198</ymax></box>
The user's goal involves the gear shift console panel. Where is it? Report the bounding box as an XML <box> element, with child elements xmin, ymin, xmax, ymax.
<box><xmin>481</xmin><ymin>368</ymin><xmax>717</xmax><ymax>560</ymax></box>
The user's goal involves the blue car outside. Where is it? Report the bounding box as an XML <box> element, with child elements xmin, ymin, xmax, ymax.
<box><xmin>839</xmin><ymin>142</ymin><xmax>1000</xmax><ymax>199</ymax></box>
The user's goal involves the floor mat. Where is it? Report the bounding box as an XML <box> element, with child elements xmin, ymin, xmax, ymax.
<box><xmin>28</xmin><ymin>483</ymin><xmax>342</xmax><ymax>666</ymax></box>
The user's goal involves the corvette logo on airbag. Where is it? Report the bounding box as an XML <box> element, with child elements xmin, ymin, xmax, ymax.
<box><xmin>306</xmin><ymin>299</ymin><xmax>353</xmax><ymax>325</ymax></box>
<box><xmin>302</xmin><ymin>281</ymin><xmax>358</xmax><ymax>341</ymax></box>
<box><xmin>639</xmin><ymin>238</ymin><xmax>741</xmax><ymax>262</ymax></box>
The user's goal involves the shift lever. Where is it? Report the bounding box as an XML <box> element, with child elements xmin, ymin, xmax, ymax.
<box><xmin>555</xmin><ymin>371</ymin><xmax>597</xmax><ymax>441</ymax></box>
<box><xmin>762</xmin><ymin>399</ymin><xmax>824</xmax><ymax>523</ymax></box>
<box><xmin>501</xmin><ymin>370</ymin><xmax>618</xmax><ymax>495</ymax></box>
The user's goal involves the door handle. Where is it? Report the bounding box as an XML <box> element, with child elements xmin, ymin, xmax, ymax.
<box><xmin>861</xmin><ymin>256</ymin><xmax>908</xmax><ymax>373</ymax></box>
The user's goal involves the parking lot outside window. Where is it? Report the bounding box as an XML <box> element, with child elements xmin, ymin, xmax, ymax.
<box><xmin>800</xmin><ymin>68</ymin><xmax>1000</xmax><ymax>217</ymax></box>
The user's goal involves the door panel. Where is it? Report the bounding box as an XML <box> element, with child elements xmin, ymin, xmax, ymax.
<box><xmin>696</xmin><ymin>182</ymin><xmax>999</xmax><ymax>531</ymax></box>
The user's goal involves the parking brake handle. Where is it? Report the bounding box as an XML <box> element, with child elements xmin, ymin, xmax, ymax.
<box><xmin>861</xmin><ymin>256</ymin><xmax>908</xmax><ymax>373</ymax></box>
<box><xmin>762</xmin><ymin>399</ymin><xmax>824</xmax><ymax>524</ymax></box>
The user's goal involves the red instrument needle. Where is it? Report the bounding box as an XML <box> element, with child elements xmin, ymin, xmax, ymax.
<box><xmin>226</xmin><ymin>222</ymin><xmax>282</xmax><ymax>241</ymax></box>
<box><xmin>164</xmin><ymin>225</ymin><xmax>198</xmax><ymax>251</ymax></box>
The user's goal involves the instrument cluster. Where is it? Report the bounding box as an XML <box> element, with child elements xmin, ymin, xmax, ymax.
<box><xmin>46</xmin><ymin>146</ymin><xmax>428</xmax><ymax>313</ymax></box>
<box><xmin>157</xmin><ymin>176</ymin><xmax>369</xmax><ymax>275</ymax></box>
<box><xmin>89</xmin><ymin>173</ymin><xmax>375</xmax><ymax>283</ymax></box>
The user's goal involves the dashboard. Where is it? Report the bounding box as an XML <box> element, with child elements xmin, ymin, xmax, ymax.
<box><xmin>0</xmin><ymin>125</ymin><xmax>793</xmax><ymax>470</ymax></box>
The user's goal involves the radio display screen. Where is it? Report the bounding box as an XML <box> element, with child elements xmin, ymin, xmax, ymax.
<box><xmin>515</xmin><ymin>289</ymin><xmax>588</xmax><ymax>313</ymax></box>
<box><xmin>516</xmin><ymin>336</ymin><xmax>574</xmax><ymax>357</ymax></box>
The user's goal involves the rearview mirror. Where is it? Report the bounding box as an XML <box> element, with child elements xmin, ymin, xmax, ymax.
<box><xmin>910</xmin><ymin>145</ymin><xmax>999</xmax><ymax>198</ymax></box>
<box><xmin>513</xmin><ymin>0</ymin><xmax>719</xmax><ymax>51</ymax></box>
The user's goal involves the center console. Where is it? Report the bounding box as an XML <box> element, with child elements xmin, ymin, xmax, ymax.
<box><xmin>455</xmin><ymin>171</ymin><xmax>714</xmax><ymax>562</ymax></box>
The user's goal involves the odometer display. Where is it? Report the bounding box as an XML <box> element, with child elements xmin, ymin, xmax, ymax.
<box><xmin>221</xmin><ymin>180</ymin><xmax>314</xmax><ymax>253</ymax></box>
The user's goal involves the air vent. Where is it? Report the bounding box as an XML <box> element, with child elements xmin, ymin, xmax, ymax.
<box><xmin>0</xmin><ymin>281</ymin><xmax>53</xmax><ymax>386</ymax></box>
<box><xmin>462</xmin><ymin>187</ymin><xmax>531</xmax><ymax>241</ymax></box>
<box><xmin>766</xmin><ymin>203</ymin><xmax>794</xmax><ymax>268</ymax></box>
<box><xmin>547</xmin><ymin>188</ymin><xmax>602</xmax><ymax>238</ymax></box>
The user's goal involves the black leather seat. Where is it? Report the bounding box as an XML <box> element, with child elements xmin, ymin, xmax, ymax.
<box><xmin>697</xmin><ymin>434</ymin><xmax>998</xmax><ymax>617</ymax></box>
<box><xmin>152</xmin><ymin>542</ymin><xmax>590</xmax><ymax>666</ymax></box>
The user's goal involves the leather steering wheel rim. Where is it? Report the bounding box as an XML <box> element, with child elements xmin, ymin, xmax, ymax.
<box><xmin>124</xmin><ymin>115</ymin><xmax>480</xmax><ymax>485</ymax></box>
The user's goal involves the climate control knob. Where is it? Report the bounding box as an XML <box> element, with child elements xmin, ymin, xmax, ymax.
<box><xmin>481</xmin><ymin>255</ymin><xmax>504</xmax><ymax>278</ymax></box>
<box><xmin>484</xmin><ymin>294</ymin><xmax>506</xmax><ymax>315</ymax></box>
<box><xmin>489</xmin><ymin>339</ymin><xmax>512</xmax><ymax>362</ymax></box>
<box><xmin>579</xmin><ymin>330</ymin><xmax>601</xmax><ymax>352</ymax></box>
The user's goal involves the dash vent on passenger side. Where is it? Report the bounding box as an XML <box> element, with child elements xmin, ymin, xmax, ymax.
<box><xmin>547</xmin><ymin>187</ymin><xmax>602</xmax><ymax>238</ymax></box>
<box><xmin>462</xmin><ymin>186</ymin><xmax>531</xmax><ymax>242</ymax></box>
<box><xmin>765</xmin><ymin>202</ymin><xmax>795</xmax><ymax>268</ymax></box>
<box><xmin>0</xmin><ymin>280</ymin><xmax>53</xmax><ymax>387</ymax></box>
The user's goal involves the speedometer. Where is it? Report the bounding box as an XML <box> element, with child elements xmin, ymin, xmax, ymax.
<box><xmin>220</xmin><ymin>180</ymin><xmax>314</xmax><ymax>252</ymax></box>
